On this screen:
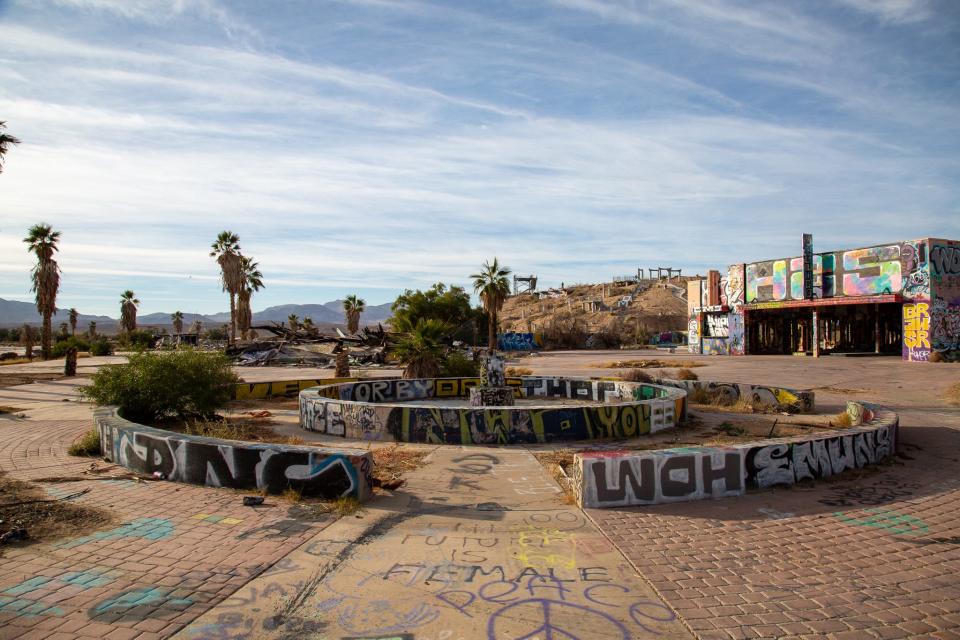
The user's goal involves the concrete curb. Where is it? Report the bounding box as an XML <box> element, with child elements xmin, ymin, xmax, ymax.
<box><xmin>573</xmin><ymin>398</ymin><xmax>898</xmax><ymax>508</ymax></box>
<box><xmin>93</xmin><ymin>406</ymin><xmax>373</xmax><ymax>500</ymax></box>
<box><xmin>298</xmin><ymin>376</ymin><xmax>688</xmax><ymax>444</ymax></box>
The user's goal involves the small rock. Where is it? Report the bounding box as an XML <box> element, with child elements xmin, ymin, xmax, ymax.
<box><xmin>243</xmin><ymin>496</ymin><xmax>265</xmax><ymax>506</ymax></box>
<box><xmin>0</xmin><ymin>528</ymin><xmax>28</xmax><ymax>545</ymax></box>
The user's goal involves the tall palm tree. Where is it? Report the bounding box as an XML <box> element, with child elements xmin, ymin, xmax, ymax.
<box><xmin>237</xmin><ymin>256</ymin><xmax>264</xmax><ymax>340</ymax></box>
<box><xmin>343</xmin><ymin>295</ymin><xmax>366</xmax><ymax>334</ymax></box>
<box><xmin>120</xmin><ymin>290</ymin><xmax>139</xmax><ymax>333</ymax></box>
<box><xmin>210</xmin><ymin>231</ymin><xmax>243</xmax><ymax>345</ymax></box>
<box><xmin>68</xmin><ymin>308</ymin><xmax>78</xmax><ymax>336</ymax></box>
<box><xmin>171</xmin><ymin>311</ymin><xmax>184</xmax><ymax>335</ymax></box>
<box><xmin>394</xmin><ymin>318</ymin><xmax>448</xmax><ymax>379</ymax></box>
<box><xmin>23</xmin><ymin>224</ymin><xmax>61</xmax><ymax>359</ymax></box>
<box><xmin>0</xmin><ymin>121</ymin><xmax>20</xmax><ymax>174</ymax></box>
<box><xmin>471</xmin><ymin>258</ymin><xmax>512</xmax><ymax>350</ymax></box>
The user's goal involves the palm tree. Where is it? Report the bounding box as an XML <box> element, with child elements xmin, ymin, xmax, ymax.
<box><xmin>343</xmin><ymin>295</ymin><xmax>366</xmax><ymax>334</ymax></box>
<box><xmin>287</xmin><ymin>314</ymin><xmax>300</xmax><ymax>330</ymax></box>
<box><xmin>20</xmin><ymin>324</ymin><xmax>35</xmax><ymax>360</ymax></box>
<box><xmin>210</xmin><ymin>231</ymin><xmax>243</xmax><ymax>345</ymax></box>
<box><xmin>237</xmin><ymin>256</ymin><xmax>264</xmax><ymax>340</ymax></box>
<box><xmin>23</xmin><ymin>224</ymin><xmax>61</xmax><ymax>360</ymax></box>
<box><xmin>302</xmin><ymin>317</ymin><xmax>315</xmax><ymax>334</ymax></box>
<box><xmin>0</xmin><ymin>121</ymin><xmax>20</xmax><ymax>174</ymax></box>
<box><xmin>190</xmin><ymin>319</ymin><xmax>203</xmax><ymax>334</ymax></box>
<box><xmin>68</xmin><ymin>308</ymin><xmax>78</xmax><ymax>336</ymax></box>
<box><xmin>393</xmin><ymin>318</ymin><xmax>448</xmax><ymax>379</ymax></box>
<box><xmin>471</xmin><ymin>257</ymin><xmax>512</xmax><ymax>350</ymax></box>
<box><xmin>172</xmin><ymin>311</ymin><xmax>184</xmax><ymax>335</ymax></box>
<box><xmin>58</xmin><ymin>322</ymin><xmax>69</xmax><ymax>340</ymax></box>
<box><xmin>87</xmin><ymin>321</ymin><xmax>97</xmax><ymax>339</ymax></box>
<box><xmin>120</xmin><ymin>290</ymin><xmax>139</xmax><ymax>333</ymax></box>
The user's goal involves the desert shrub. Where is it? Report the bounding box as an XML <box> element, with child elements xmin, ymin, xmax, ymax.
<box><xmin>440</xmin><ymin>351</ymin><xmax>480</xmax><ymax>377</ymax></box>
<box><xmin>81</xmin><ymin>350</ymin><xmax>239</xmax><ymax>423</ymax></box>
<box><xmin>505</xmin><ymin>366</ymin><xmax>533</xmax><ymax>377</ymax></box>
<box><xmin>928</xmin><ymin>351</ymin><xmax>945</xmax><ymax>363</ymax></box>
<box><xmin>687</xmin><ymin>387</ymin><xmax>717</xmax><ymax>404</ymax></box>
<box><xmin>540</xmin><ymin>311</ymin><xmax>588</xmax><ymax>349</ymax></box>
<box><xmin>676</xmin><ymin>368</ymin><xmax>699</xmax><ymax>380</ymax></box>
<box><xmin>118</xmin><ymin>329</ymin><xmax>155</xmax><ymax>350</ymax></box>
<box><xmin>621</xmin><ymin>369</ymin><xmax>653</xmax><ymax>383</ymax></box>
<box><xmin>52</xmin><ymin>336</ymin><xmax>91</xmax><ymax>358</ymax></box>
<box><xmin>89</xmin><ymin>337</ymin><xmax>113</xmax><ymax>356</ymax></box>
<box><xmin>68</xmin><ymin>429</ymin><xmax>101</xmax><ymax>457</ymax></box>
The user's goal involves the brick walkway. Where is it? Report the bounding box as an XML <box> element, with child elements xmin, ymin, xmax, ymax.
<box><xmin>0</xmin><ymin>418</ymin><xmax>336</xmax><ymax>640</ymax></box>
<box><xmin>588</xmin><ymin>421</ymin><xmax>960</xmax><ymax>640</ymax></box>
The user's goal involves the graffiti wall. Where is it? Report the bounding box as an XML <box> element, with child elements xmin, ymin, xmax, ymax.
<box><xmin>234</xmin><ymin>377</ymin><xmax>360</xmax><ymax>400</ymax></box>
<box><xmin>299</xmin><ymin>377</ymin><xmax>687</xmax><ymax>445</ymax></box>
<box><xmin>654</xmin><ymin>378</ymin><xmax>814</xmax><ymax>413</ymax></box>
<box><xmin>744</xmin><ymin>240</ymin><xmax>929</xmax><ymax>304</ymax></box>
<box><xmin>497</xmin><ymin>332</ymin><xmax>542</xmax><ymax>351</ymax></box>
<box><xmin>95</xmin><ymin>408</ymin><xmax>373</xmax><ymax>500</ymax></box>
<box><xmin>687</xmin><ymin>280</ymin><xmax>701</xmax><ymax>354</ymax></box>
<box><xmin>902</xmin><ymin>302</ymin><xmax>931</xmax><ymax>361</ymax></box>
<box><xmin>929</xmin><ymin>238</ymin><xmax>960</xmax><ymax>361</ymax></box>
<box><xmin>576</xmin><ymin>401</ymin><xmax>897</xmax><ymax>508</ymax></box>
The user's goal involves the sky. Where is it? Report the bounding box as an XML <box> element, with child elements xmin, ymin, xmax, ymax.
<box><xmin>0</xmin><ymin>0</ymin><xmax>958</xmax><ymax>317</ymax></box>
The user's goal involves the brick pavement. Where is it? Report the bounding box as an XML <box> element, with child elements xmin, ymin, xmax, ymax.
<box><xmin>588</xmin><ymin>421</ymin><xmax>960</xmax><ymax>640</ymax></box>
<box><xmin>0</xmin><ymin>418</ymin><xmax>337</xmax><ymax>640</ymax></box>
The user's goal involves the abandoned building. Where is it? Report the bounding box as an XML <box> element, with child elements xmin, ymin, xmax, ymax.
<box><xmin>687</xmin><ymin>236</ymin><xmax>960</xmax><ymax>362</ymax></box>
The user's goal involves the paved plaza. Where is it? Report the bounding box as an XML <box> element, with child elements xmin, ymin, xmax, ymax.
<box><xmin>0</xmin><ymin>352</ymin><xmax>958</xmax><ymax>639</ymax></box>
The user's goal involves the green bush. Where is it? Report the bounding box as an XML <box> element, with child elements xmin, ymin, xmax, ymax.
<box><xmin>90</xmin><ymin>337</ymin><xmax>113</xmax><ymax>356</ymax></box>
<box><xmin>68</xmin><ymin>429</ymin><xmax>101</xmax><ymax>456</ymax></box>
<box><xmin>118</xmin><ymin>329</ymin><xmax>155</xmax><ymax>350</ymax></box>
<box><xmin>52</xmin><ymin>336</ymin><xmax>91</xmax><ymax>358</ymax></box>
<box><xmin>81</xmin><ymin>350</ymin><xmax>239</xmax><ymax>423</ymax></box>
<box><xmin>440</xmin><ymin>351</ymin><xmax>480</xmax><ymax>377</ymax></box>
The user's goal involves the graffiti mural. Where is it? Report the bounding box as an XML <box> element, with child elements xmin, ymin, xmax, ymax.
<box><xmin>902</xmin><ymin>302</ymin><xmax>931</xmax><ymax>362</ymax></box>
<box><xmin>235</xmin><ymin>377</ymin><xmax>358</xmax><ymax>400</ymax></box>
<box><xmin>498</xmin><ymin>332</ymin><xmax>541</xmax><ymax>351</ymax></box>
<box><xmin>299</xmin><ymin>377</ymin><xmax>686</xmax><ymax>446</ymax></box>
<box><xmin>745</xmin><ymin>241</ymin><xmax>924</xmax><ymax>303</ymax></box>
<box><xmin>95</xmin><ymin>409</ymin><xmax>372</xmax><ymax>499</ymax></box>
<box><xmin>577</xmin><ymin>402</ymin><xmax>897</xmax><ymax>508</ymax></box>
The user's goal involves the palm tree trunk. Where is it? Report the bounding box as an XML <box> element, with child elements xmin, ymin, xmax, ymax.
<box><xmin>488</xmin><ymin>311</ymin><xmax>496</xmax><ymax>350</ymax></box>
<box><xmin>229</xmin><ymin>293</ymin><xmax>236</xmax><ymax>345</ymax></box>
<box><xmin>42</xmin><ymin>314</ymin><xmax>52</xmax><ymax>360</ymax></box>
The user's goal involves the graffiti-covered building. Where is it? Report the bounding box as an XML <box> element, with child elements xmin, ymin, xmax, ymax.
<box><xmin>687</xmin><ymin>237</ymin><xmax>960</xmax><ymax>362</ymax></box>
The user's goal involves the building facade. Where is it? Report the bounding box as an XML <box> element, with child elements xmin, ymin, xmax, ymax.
<box><xmin>687</xmin><ymin>237</ymin><xmax>960</xmax><ymax>362</ymax></box>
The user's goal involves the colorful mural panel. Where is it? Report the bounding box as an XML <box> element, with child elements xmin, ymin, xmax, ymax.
<box><xmin>902</xmin><ymin>302</ymin><xmax>931</xmax><ymax>362</ymax></box>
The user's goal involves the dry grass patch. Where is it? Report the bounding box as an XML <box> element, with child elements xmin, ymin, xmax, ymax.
<box><xmin>505</xmin><ymin>366</ymin><xmax>533</xmax><ymax>376</ymax></box>
<box><xmin>675</xmin><ymin>368</ymin><xmax>699</xmax><ymax>380</ymax></box>
<box><xmin>67</xmin><ymin>429</ymin><xmax>101</xmax><ymax>457</ymax></box>
<box><xmin>946</xmin><ymin>382</ymin><xmax>960</xmax><ymax>407</ymax></box>
<box><xmin>371</xmin><ymin>444</ymin><xmax>430</xmax><ymax>490</ymax></box>
<box><xmin>533</xmin><ymin>450</ymin><xmax>577</xmax><ymax>505</ymax></box>
<box><xmin>600</xmin><ymin>359</ymin><xmax>705</xmax><ymax>369</ymax></box>
<box><xmin>619</xmin><ymin>369</ymin><xmax>653</xmax><ymax>383</ymax></box>
<box><xmin>0</xmin><ymin>471</ymin><xmax>115</xmax><ymax>551</ymax></box>
<box><xmin>687</xmin><ymin>388</ymin><xmax>771</xmax><ymax>414</ymax></box>
<box><xmin>170</xmin><ymin>416</ymin><xmax>304</xmax><ymax>445</ymax></box>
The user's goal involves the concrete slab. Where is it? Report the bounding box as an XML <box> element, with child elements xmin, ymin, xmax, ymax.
<box><xmin>176</xmin><ymin>446</ymin><xmax>692</xmax><ymax>639</ymax></box>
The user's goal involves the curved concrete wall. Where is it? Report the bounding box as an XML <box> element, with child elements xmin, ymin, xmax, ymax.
<box><xmin>574</xmin><ymin>400</ymin><xmax>897</xmax><ymax>508</ymax></box>
<box><xmin>653</xmin><ymin>378</ymin><xmax>815</xmax><ymax>413</ymax></box>
<box><xmin>94</xmin><ymin>407</ymin><xmax>373</xmax><ymax>500</ymax></box>
<box><xmin>298</xmin><ymin>376</ymin><xmax>687</xmax><ymax>445</ymax></box>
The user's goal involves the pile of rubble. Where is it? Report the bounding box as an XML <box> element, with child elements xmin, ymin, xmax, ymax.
<box><xmin>227</xmin><ymin>323</ymin><xmax>392</xmax><ymax>367</ymax></box>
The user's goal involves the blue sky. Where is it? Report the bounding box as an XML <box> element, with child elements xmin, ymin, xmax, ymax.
<box><xmin>0</xmin><ymin>0</ymin><xmax>958</xmax><ymax>317</ymax></box>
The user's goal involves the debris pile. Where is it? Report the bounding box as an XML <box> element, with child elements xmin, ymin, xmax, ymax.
<box><xmin>228</xmin><ymin>323</ymin><xmax>393</xmax><ymax>367</ymax></box>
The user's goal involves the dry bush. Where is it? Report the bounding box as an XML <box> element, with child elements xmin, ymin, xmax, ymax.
<box><xmin>833</xmin><ymin>411</ymin><xmax>853</xmax><ymax>428</ymax></box>
<box><xmin>372</xmin><ymin>444</ymin><xmax>429</xmax><ymax>488</ymax></box>
<box><xmin>539</xmin><ymin>311</ymin><xmax>589</xmax><ymax>349</ymax></box>
<box><xmin>68</xmin><ymin>429</ymin><xmax>101</xmax><ymax>457</ymax></box>
<box><xmin>620</xmin><ymin>369</ymin><xmax>653</xmax><ymax>383</ymax></box>
<box><xmin>505</xmin><ymin>366</ymin><xmax>533</xmax><ymax>376</ymax></box>
<box><xmin>602</xmin><ymin>360</ymin><xmax>705</xmax><ymax>369</ymax></box>
<box><xmin>281</xmin><ymin>486</ymin><xmax>302</xmax><ymax>503</ymax></box>
<box><xmin>676</xmin><ymin>368</ymin><xmax>699</xmax><ymax>380</ymax></box>
<box><xmin>928</xmin><ymin>352</ymin><xmax>945</xmax><ymax>363</ymax></box>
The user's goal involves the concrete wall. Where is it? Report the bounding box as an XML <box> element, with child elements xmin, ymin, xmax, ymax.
<box><xmin>929</xmin><ymin>238</ymin><xmax>960</xmax><ymax>361</ymax></box>
<box><xmin>574</xmin><ymin>400</ymin><xmax>897</xmax><ymax>508</ymax></box>
<box><xmin>94</xmin><ymin>407</ymin><xmax>373</xmax><ymax>500</ymax></box>
<box><xmin>654</xmin><ymin>378</ymin><xmax>814</xmax><ymax>414</ymax></box>
<box><xmin>234</xmin><ymin>377</ymin><xmax>360</xmax><ymax>400</ymax></box>
<box><xmin>299</xmin><ymin>377</ymin><xmax>687</xmax><ymax>445</ymax></box>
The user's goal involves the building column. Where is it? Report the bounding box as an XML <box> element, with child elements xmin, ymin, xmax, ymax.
<box><xmin>875</xmin><ymin>303</ymin><xmax>881</xmax><ymax>354</ymax></box>
<box><xmin>812</xmin><ymin>309</ymin><xmax>820</xmax><ymax>357</ymax></box>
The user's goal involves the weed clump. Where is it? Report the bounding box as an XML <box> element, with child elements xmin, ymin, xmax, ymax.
<box><xmin>67</xmin><ymin>429</ymin><xmax>101</xmax><ymax>457</ymax></box>
<box><xmin>676</xmin><ymin>368</ymin><xmax>699</xmax><ymax>381</ymax></box>
<box><xmin>620</xmin><ymin>369</ymin><xmax>653</xmax><ymax>383</ymax></box>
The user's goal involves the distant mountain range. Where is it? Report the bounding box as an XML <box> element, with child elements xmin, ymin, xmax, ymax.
<box><xmin>0</xmin><ymin>298</ymin><xmax>393</xmax><ymax>329</ymax></box>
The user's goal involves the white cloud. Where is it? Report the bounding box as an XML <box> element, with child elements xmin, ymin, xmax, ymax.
<box><xmin>831</xmin><ymin>0</ymin><xmax>932</xmax><ymax>23</ymax></box>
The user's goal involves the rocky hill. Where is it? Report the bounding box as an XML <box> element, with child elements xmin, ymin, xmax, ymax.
<box><xmin>499</xmin><ymin>279</ymin><xmax>690</xmax><ymax>344</ymax></box>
